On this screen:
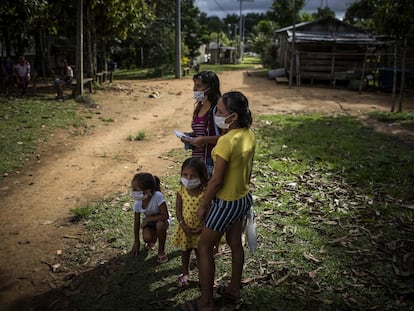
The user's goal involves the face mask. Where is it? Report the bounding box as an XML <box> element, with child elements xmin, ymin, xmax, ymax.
<box><xmin>194</xmin><ymin>89</ymin><xmax>208</xmax><ymax>102</ymax></box>
<box><xmin>214</xmin><ymin>114</ymin><xmax>234</xmax><ymax>129</ymax></box>
<box><xmin>131</xmin><ymin>191</ymin><xmax>148</xmax><ymax>201</ymax></box>
<box><xmin>181</xmin><ymin>177</ymin><xmax>201</xmax><ymax>189</ymax></box>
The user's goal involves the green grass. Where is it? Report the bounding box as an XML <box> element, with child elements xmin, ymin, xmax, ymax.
<box><xmin>114</xmin><ymin>57</ymin><xmax>262</xmax><ymax>80</ymax></box>
<box><xmin>30</xmin><ymin>113</ymin><xmax>414</xmax><ymax>310</ymax></box>
<box><xmin>0</xmin><ymin>97</ymin><xmax>86</xmax><ymax>174</ymax></box>
<box><xmin>369</xmin><ymin>111</ymin><xmax>414</xmax><ymax>129</ymax></box>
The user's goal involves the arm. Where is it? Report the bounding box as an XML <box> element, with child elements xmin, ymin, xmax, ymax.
<box><xmin>197</xmin><ymin>155</ymin><xmax>228</xmax><ymax>221</ymax></box>
<box><xmin>132</xmin><ymin>212</ymin><xmax>141</xmax><ymax>255</ymax></box>
<box><xmin>143</xmin><ymin>201</ymin><xmax>169</xmax><ymax>226</ymax></box>
<box><xmin>175</xmin><ymin>191</ymin><xmax>193</xmax><ymax>234</ymax></box>
<box><xmin>186</xmin><ymin>135</ymin><xmax>219</xmax><ymax>148</ymax></box>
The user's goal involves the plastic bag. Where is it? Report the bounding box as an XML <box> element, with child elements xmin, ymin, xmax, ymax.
<box><xmin>245</xmin><ymin>208</ymin><xmax>257</xmax><ymax>253</ymax></box>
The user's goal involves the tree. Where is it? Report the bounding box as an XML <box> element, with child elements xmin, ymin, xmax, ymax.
<box><xmin>181</xmin><ymin>0</ymin><xmax>205</xmax><ymax>60</ymax></box>
<box><xmin>371</xmin><ymin>0</ymin><xmax>414</xmax><ymax>112</ymax></box>
<box><xmin>343</xmin><ymin>0</ymin><xmax>375</xmax><ymax>32</ymax></box>
<box><xmin>270</xmin><ymin>0</ymin><xmax>305</xmax><ymax>28</ymax></box>
<box><xmin>312</xmin><ymin>6</ymin><xmax>335</xmax><ymax>19</ymax></box>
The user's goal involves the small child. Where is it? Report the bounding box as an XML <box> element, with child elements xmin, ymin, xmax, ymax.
<box><xmin>131</xmin><ymin>172</ymin><xmax>171</xmax><ymax>263</ymax></box>
<box><xmin>172</xmin><ymin>158</ymin><xmax>209</xmax><ymax>287</ymax></box>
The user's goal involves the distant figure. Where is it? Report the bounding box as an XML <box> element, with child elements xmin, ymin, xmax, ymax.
<box><xmin>14</xmin><ymin>56</ymin><xmax>30</xmax><ymax>95</ymax></box>
<box><xmin>55</xmin><ymin>59</ymin><xmax>73</xmax><ymax>101</ymax></box>
<box><xmin>194</xmin><ymin>63</ymin><xmax>200</xmax><ymax>72</ymax></box>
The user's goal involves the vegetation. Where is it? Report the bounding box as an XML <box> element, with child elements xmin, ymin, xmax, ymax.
<box><xmin>27</xmin><ymin>112</ymin><xmax>414</xmax><ymax>310</ymax></box>
<box><xmin>0</xmin><ymin>96</ymin><xmax>86</xmax><ymax>175</ymax></box>
<box><xmin>1</xmin><ymin>0</ymin><xmax>413</xmax><ymax>84</ymax></box>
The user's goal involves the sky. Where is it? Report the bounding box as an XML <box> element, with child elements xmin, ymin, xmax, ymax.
<box><xmin>194</xmin><ymin>0</ymin><xmax>358</xmax><ymax>20</ymax></box>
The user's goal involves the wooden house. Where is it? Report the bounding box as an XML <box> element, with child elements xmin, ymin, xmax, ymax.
<box><xmin>276</xmin><ymin>17</ymin><xmax>383</xmax><ymax>87</ymax></box>
<box><xmin>207</xmin><ymin>42</ymin><xmax>236</xmax><ymax>65</ymax></box>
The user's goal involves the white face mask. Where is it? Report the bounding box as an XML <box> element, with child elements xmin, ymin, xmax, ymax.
<box><xmin>214</xmin><ymin>114</ymin><xmax>234</xmax><ymax>129</ymax></box>
<box><xmin>131</xmin><ymin>191</ymin><xmax>148</xmax><ymax>201</ymax></box>
<box><xmin>194</xmin><ymin>89</ymin><xmax>208</xmax><ymax>102</ymax></box>
<box><xmin>181</xmin><ymin>177</ymin><xmax>201</xmax><ymax>189</ymax></box>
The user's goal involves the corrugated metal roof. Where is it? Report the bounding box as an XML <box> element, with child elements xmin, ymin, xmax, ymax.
<box><xmin>286</xmin><ymin>30</ymin><xmax>381</xmax><ymax>44</ymax></box>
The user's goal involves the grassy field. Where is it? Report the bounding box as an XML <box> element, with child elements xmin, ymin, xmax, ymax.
<box><xmin>113</xmin><ymin>56</ymin><xmax>262</xmax><ymax>80</ymax></box>
<box><xmin>1</xmin><ymin>64</ymin><xmax>414</xmax><ymax>310</ymax></box>
<box><xmin>29</xmin><ymin>113</ymin><xmax>414</xmax><ymax>311</ymax></box>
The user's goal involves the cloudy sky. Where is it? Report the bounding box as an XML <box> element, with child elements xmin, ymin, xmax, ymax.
<box><xmin>194</xmin><ymin>0</ymin><xmax>358</xmax><ymax>20</ymax></box>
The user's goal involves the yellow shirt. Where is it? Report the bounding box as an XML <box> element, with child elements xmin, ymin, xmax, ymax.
<box><xmin>212</xmin><ymin>128</ymin><xmax>256</xmax><ymax>201</ymax></box>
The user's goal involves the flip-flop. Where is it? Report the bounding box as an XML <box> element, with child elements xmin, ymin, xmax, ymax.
<box><xmin>217</xmin><ymin>285</ymin><xmax>243</xmax><ymax>304</ymax></box>
<box><xmin>181</xmin><ymin>299</ymin><xmax>218</xmax><ymax>311</ymax></box>
<box><xmin>157</xmin><ymin>253</ymin><xmax>168</xmax><ymax>264</ymax></box>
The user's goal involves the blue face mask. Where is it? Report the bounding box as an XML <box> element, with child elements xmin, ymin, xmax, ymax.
<box><xmin>131</xmin><ymin>191</ymin><xmax>148</xmax><ymax>201</ymax></box>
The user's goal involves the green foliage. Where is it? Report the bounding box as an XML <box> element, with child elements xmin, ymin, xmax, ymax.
<box><xmin>127</xmin><ymin>131</ymin><xmax>146</xmax><ymax>141</ymax></box>
<box><xmin>270</xmin><ymin>0</ymin><xmax>305</xmax><ymax>27</ymax></box>
<box><xmin>312</xmin><ymin>6</ymin><xmax>336</xmax><ymax>19</ymax></box>
<box><xmin>0</xmin><ymin>97</ymin><xmax>85</xmax><ymax>175</ymax></box>
<box><xmin>371</xmin><ymin>0</ymin><xmax>414</xmax><ymax>38</ymax></box>
<box><xmin>368</xmin><ymin>111</ymin><xmax>414</xmax><ymax>128</ymax></box>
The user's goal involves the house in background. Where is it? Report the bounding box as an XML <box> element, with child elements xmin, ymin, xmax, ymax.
<box><xmin>206</xmin><ymin>42</ymin><xmax>236</xmax><ymax>65</ymax></box>
<box><xmin>275</xmin><ymin>16</ymin><xmax>384</xmax><ymax>88</ymax></box>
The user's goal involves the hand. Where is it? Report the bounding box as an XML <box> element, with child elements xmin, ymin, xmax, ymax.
<box><xmin>132</xmin><ymin>242</ymin><xmax>140</xmax><ymax>256</ymax></box>
<box><xmin>197</xmin><ymin>205</ymin><xmax>208</xmax><ymax>222</ymax></box>
<box><xmin>190</xmin><ymin>136</ymin><xmax>205</xmax><ymax>148</ymax></box>
<box><xmin>181</xmin><ymin>222</ymin><xmax>191</xmax><ymax>234</ymax></box>
<box><xmin>191</xmin><ymin>226</ymin><xmax>203</xmax><ymax>234</ymax></box>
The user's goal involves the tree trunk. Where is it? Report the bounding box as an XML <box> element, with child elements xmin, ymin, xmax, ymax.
<box><xmin>390</xmin><ymin>42</ymin><xmax>397</xmax><ymax>112</ymax></box>
<box><xmin>85</xmin><ymin>5</ymin><xmax>93</xmax><ymax>78</ymax></box>
<box><xmin>398</xmin><ymin>36</ymin><xmax>407</xmax><ymax>112</ymax></box>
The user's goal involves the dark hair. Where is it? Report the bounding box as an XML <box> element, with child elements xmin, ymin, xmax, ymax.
<box><xmin>192</xmin><ymin>70</ymin><xmax>221</xmax><ymax>125</ymax></box>
<box><xmin>181</xmin><ymin>157</ymin><xmax>209</xmax><ymax>187</ymax></box>
<box><xmin>131</xmin><ymin>172</ymin><xmax>161</xmax><ymax>192</ymax></box>
<box><xmin>193</xmin><ymin>70</ymin><xmax>221</xmax><ymax>104</ymax></box>
<box><xmin>220</xmin><ymin>91</ymin><xmax>252</xmax><ymax>128</ymax></box>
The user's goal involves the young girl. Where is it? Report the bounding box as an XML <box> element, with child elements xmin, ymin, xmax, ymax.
<box><xmin>172</xmin><ymin>158</ymin><xmax>209</xmax><ymax>287</ymax></box>
<box><xmin>181</xmin><ymin>91</ymin><xmax>256</xmax><ymax>310</ymax></box>
<box><xmin>131</xmin><ymin>172</ymin><xmax>171</xmax><ymax>264</ymax></box>
<box><xmin>181</xmin><ymin>70</ymin><xmax>222</xmax><ymax>177</ymax></box>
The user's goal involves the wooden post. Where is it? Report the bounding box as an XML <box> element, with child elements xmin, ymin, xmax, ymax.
<box><xmin>359</xmin><ymin>45</ymin><xmax>368</xmax><ymax>93</ymax></box>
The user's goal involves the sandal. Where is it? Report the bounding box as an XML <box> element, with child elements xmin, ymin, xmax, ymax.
<box><xmin>177</xmin><ymin>274</ymin><xmax>190</xmax><ymax>287</ymax></box>
<box><xmin>157</xmin><ymin>253</ymin><xmax>168</xmax><ymax>264</ymax></box>
<box><xmin>217</xmin><ymin>285</ymin><xmax>243</xmax><ymax>303</ymax></box>
<box><xmin>181</xmin><ymin>299</ymin><xmax>218</xmax><ymax>311</ymax></box>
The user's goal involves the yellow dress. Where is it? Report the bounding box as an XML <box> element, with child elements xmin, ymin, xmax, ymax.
<box><xmin>172</xmin><ymin>185</ymin><xmax>205</xmax><ymax>250</ymax></box>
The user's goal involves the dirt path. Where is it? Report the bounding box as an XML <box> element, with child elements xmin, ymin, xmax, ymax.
<box><xmin>0</xmin><ymin>70</ymin><xmax>413</xmax><ymax>310</ymax></box>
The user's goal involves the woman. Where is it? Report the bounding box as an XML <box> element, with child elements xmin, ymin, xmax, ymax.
<box><xmin>181</xmin><ymin>91</ymin><xmax>256</xmax><ymax>311</ymax></box>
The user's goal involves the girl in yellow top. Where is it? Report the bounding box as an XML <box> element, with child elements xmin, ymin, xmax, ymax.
<box><xmin>172</xmin><ymin>157</ymin><xmax>209</xmax><ymax>287</ymax></box>
<box><xmin>181</xmin><ymin>91</ymin><xmax>256</xmax><ymax>311</ymax></box>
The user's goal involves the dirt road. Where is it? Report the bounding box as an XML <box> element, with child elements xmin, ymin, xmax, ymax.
<box><xmin>0</xmin><ymin>69</ymin><xmax>412</xmax><ymax>310</ymax></box>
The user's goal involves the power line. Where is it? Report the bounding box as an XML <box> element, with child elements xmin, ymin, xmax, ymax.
<box><xmin>213</xmin><ymin>0</ymin><xmax>231</xmax><ymax>15</ymax></box>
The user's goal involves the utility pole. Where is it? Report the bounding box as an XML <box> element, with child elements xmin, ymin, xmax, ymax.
<box><xmin>289</xmin><ymin>0</ymin><xmax>296</xmax><ymax>88</ymax></box>
<box><xmin>76</xmin><ymin>0</ymin><xmax>84</xmax><ymax>95</ymax></box>
<box><xmin>238</xmin><ymin>0</ymin><xmax>254</xmax><ymax>61</ymax></box>
<box><xmin>175</xmin><ymin>0</ymin><xmax>181</xmax><ymax>79</ymax></box>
